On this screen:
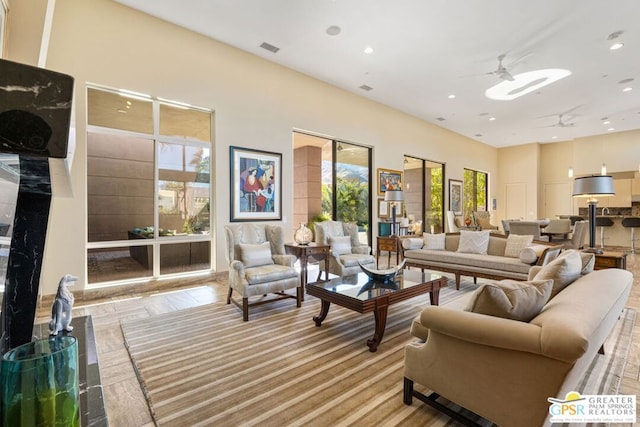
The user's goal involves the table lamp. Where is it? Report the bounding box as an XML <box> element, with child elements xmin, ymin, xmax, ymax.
<box><xmin>384</xmin><ymin>190</ymin><xmax>404</xmax><ymax>235</ymax></box>
<box><xmin>572</xmin><ymin>175</ymin><xmax>614</xmax><ymax>254</ymax></box>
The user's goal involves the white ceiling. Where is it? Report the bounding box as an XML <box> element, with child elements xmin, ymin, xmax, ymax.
<box><xmin>115</xmin><ymin>0</ymin><xmax>640</xmax><ymax>147</ymax></box>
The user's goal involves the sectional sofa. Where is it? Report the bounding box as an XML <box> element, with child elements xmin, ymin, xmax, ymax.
<box><xmin>401</xmin><ymin>232</ymin><xmax>562</xmax><ymax>289</ymax></box>
<box><xmin>403</xmin><ymin>250</ymin><xmax>633</xmax><ymax>426</ymax></box>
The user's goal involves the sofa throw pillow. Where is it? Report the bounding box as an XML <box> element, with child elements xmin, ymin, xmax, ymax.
<box><xmin>557</xmin><ymin>249</ymin><xmax>595</xmax><ymax>275</ymax></box>
<box><xmin>422</xmin><ymin>232</ymin><xmax>446</xmax><ymax>250</ymax></box>
<box><xmin>457</xmin><ymin>230</ymin><xmax>491</xmax><ymax>255</ymax></box>
<box><xmin>532</xmin><ymin>249</ymin><xmax>582</xmax><ymax>299</ymax></box>
<box><xmin>504</xmin><ymin>234</ymin><xmax>534</xmax><ymax>258</ymax></box>
<box><xmin>329</xmin><ymin>236</ymin><xmax>352</xmax><ymax>255</ymax></box>
<box><xmin>465</xmin><ymin>279</ymin><xmax>553</xmax><ymax>322</ymax></box>
<box><xmin>239</xmin><ymin>242</ymin><xmax>274</xmax><ymax>268</ymax></box>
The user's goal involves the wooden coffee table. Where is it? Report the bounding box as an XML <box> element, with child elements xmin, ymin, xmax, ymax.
<box><xmin>306</xmin><ymin>269</ymin><xmax>447</xmax><ymax>352</ymax></box>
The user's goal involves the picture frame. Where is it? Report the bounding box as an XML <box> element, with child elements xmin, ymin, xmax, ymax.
<box><xmin>230</xmin><ymin>146</ymin><xmax>282</xmax><ymax>221</ymax></box>
<box><xmin>449</xmin><ymin>179</ymin><xmax>463</xmax><ymax>216</ymax></box>
<box><xmin>377</xmin><ymin>168</ymin><xmax>403</xmax><ymax>196</ymax></box>
<box><xmin>378</xmin><ymin>199</ymin><xmax>389</xmax><ymax>218</ymax></box>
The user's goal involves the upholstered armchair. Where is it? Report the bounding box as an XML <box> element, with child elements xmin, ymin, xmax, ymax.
<box><xmin>314</xmin><ymin>221</ymin><xmax>376</xmax><ymax>276</ymax></box>
<box><xmin>224</xmin><ymin>223</ymin><xmax>301</xmax><ymax>321</ymax></box>
<box><xmin>472</xmin><ymin>211</ymin><xmax>498</xmax><ymax>231</ymax></box>
<box><xmin>554</xmin><ymin>220</ymin><xmax>588</xmax><ymax>250</ymax></box>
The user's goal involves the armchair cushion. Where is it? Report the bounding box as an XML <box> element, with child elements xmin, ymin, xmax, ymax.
<box><xmin>245</xmin><ymin>263</ymin><xmax>298</xmax><ymax>285</ymax></box>
<box><xmin>422</xmin><ymin>233</ymin><xmax>445</xmax><ymax>250</ymax></box>
<box><xmin>340</xmin><ymin>253</ymin><xmax>376</xmax><ymax>267</ymax></box>
<box><xmin>465</xmin><ymin>279</ymin><xmax>553</xmax><ymax>322</ymax></box>
<box><xmin>329</xmin><ymin>236</ymin><xmax>352</xmax><ymax>255</ymax></box>
<box><xmin>504</xmin><ymin>234</ymin><xmax>534</xmax><ymax>258</ymax></box>
<box><xmin>239</xmin><ymin>242</ymin><xmax>274</xmax><ymax>267</ymax></box>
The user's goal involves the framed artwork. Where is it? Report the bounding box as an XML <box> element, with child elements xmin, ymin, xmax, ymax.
<box><xmin>378</xmin><ymin>199</ymin><xmax>389</xmax><ymax>218</ymax></box>
<box><xmin>230</xmin><ymin>146</ymin><xmax>282</xmax><ymax>221</ymax></box>
<box><xmin>449</xmin><ymin>179</ymin><xmax>463</xmax><ymax>216</ymax></box>
<box><xmin>377</xmin><ymin>168</ymin><xmax>403</xmax><ymax>196</ymax></box>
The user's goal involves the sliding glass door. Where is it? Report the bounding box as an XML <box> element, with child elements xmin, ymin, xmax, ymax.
<box><xmin>334</xmin><ymin>142</ymin><xmax>372</xmax><ymax>244</ymax></box>
<box><xmin>403</xmin><ymin>156</ymin><xmax>444</xmax><ymax>234</ymax></box>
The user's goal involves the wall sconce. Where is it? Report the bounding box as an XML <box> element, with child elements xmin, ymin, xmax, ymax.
<box><xmin>567</xmin><ymin>166</ymin><xmax>574</xmax><ymax>178</ymax></box>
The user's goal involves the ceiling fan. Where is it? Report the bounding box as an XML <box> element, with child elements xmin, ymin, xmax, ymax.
<box><xmin>549</xmin><ymin>114</ymin><xmax>577</xmax><ymax>127</ymax></box>
<box><xmin>540</xmin><ymin>105</ymin><xmax>582</xmax><ymax>128</ymax></box>
<box><xmin>486</xmin><ymin>54</ymin><xmax>515</xmax><ymax>81</ymax></box>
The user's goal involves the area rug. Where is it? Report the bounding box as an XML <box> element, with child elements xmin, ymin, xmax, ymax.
<box><xmin>121</xmin><ymin>277</ymin><xmax>636</xmax><ymax>427</ymax></box>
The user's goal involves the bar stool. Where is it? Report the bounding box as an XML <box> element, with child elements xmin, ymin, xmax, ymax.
<box><xmin>622</xmin><ymin>217</ymin><xmax>640</xmax><ymax>253</ymax></box>
<box><xmin>595</xmin><ymin>217</ymin><xmax>614</xmax><ymax>249</ymax></box>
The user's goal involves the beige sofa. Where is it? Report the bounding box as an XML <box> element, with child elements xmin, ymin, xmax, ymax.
<box><xmin>402</xmin><ymin>232</ymin><xmax>562</xmax><ymax>289</ymax></box>
<box><xmin>403</xmin><ymin>259</ymin><xmax>633</xmax><ymax>427</ymax></box>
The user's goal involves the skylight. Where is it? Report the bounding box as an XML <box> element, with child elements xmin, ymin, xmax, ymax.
<box><xmin>485</xmin><ymin>69</ymin><xmax>572</xmax><ymax>101</ymax></box>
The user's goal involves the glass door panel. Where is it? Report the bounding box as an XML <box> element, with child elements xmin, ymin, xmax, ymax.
<box><xmin>335</xmin><ymin>142</ymin><xmax>371</xmax><ymax>245</ymax></box>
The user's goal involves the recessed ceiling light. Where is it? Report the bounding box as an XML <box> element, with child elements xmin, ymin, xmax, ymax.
<box><xmin>551</xmin><ymin>136</ymin><xmax>558</xmax><ymax>139</ymax></box>
<box><xmin>485</xmin><ymin>69</ymin><xmax>572</xmax><ymax>101</ymax></box>
<box><xmin>603</xmin><ymin>120</ymin><xmax>611</xmax><ymax>125</ymax></box>
<box><xmin>608</xmin><ymin>127</ymin><xmax>615</xmax><ymax>131</ymax></box>
<box><xmin>475</xmin><ymin>133</ymin><xmax>483</xmax><ymax>137</ymax></box>
<box><xmin>448</xmin><ymin>94</ymin><xmax>456</xmax><ymax>99</ymax></box>
<box><xmin>364</xmin><ymin>46</ymin><xmax>374</xmax><ymax>54</ymax></box>
<box><xmin>623</xmin><ymin>87</ymin><xmax>633</xmax><ymax>92</ymax></box>
<box><xmin>610</xmin><ymin>42</ymin><xmax>624</xmax><ymax>50</ymax></box>
<box><xmin>489</xmin><ymin>117</ymin><xmax>496</xmax><ymax>121</ymax></box>
<box><xmin>619</xmin><ymin>78</ymin><xmax>634</xmax><ymax>84</ymax></box>
<box><xmin>326</xmin><ymin>25</ymin><xmax>341</xmax><ymax>36</ymax></box>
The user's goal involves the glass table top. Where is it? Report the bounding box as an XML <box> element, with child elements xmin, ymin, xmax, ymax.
<box><xmin>308</xmin><ymin>269</ymin><xmax>444</xmax><ymax>301</ymax></box>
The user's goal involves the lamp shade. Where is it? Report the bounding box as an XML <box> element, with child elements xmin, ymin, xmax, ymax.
<box><xmin>384</xmin><ymin>189</ymin><xmax>404</xmax><ymax>202</ymax></box>
<box><xmin>572</xmin><ymin>175</ymin><xmax>615</xmax><ymax>197</ymax></box>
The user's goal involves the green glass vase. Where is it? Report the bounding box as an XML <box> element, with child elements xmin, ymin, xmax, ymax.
<box><xmin>1</xmin><ymin>336</ymin><xmax>79</xmax><ymax>427</ymax></box>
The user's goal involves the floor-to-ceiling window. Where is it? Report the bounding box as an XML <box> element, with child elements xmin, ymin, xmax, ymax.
<box><xmin>86</xmin><ymin>86</ymin><xmax>213</xmax><ymax>285</ymax></box>
<box><xmin>463</xmin><ymin>168</ymin><xmax>488</xmax><ymax>220</ymax></box>
<box><xmin>404</xmin><ymin>156</ymin><xmax>444</xmax><ymax>234</ymax></box>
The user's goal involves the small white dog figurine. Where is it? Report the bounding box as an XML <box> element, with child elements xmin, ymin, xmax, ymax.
<box><xmin>49</xmin><ymin>274</ymin><xmax>78</xmax><ymax>336</ymax></box>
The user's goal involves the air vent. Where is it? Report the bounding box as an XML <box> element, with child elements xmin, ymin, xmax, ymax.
<box><xmin>259</xmin><ymin>42</ymin><xmax>280</xmax><ymax>53</ymax></box>
<box><xmin>359</xmin><ymin>84</ymin><xmax>373</xmax><ymax>91</ymax></box>
<box><xmin>619</xmin><ymin>78</ymin><xmax>634</xmax><ymax>84</ymax></box>
<box><xmin>475</xmin><ymin>133</ymin><xmax>483</xmax><ymax>137</ymax></box>
<box><xmin>436</xmin><ymin>117</ymin><xmax>446</xmax><ymax>121</ymax></box>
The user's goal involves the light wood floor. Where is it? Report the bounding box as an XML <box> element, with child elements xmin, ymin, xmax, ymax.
<box><xmin>35</xmin><ymin>253</ymin><xmax>640</xmax><ymax>427</ymax></box>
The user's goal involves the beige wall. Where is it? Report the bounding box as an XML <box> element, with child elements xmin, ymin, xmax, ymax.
<box><xmin>496</xmin><ymin>143</ymin><xmax>540</xmax><ymax>222</ymax></box>
<box><xmin>6</xmin><ymin>0</ymin><xmax>498</xmax><ymax>295</ymax></box>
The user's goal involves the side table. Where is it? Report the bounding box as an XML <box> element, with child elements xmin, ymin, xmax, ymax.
<box><xmin>377</xmin><ymin>235</ymin><xmax>401</xmax><ymax>268</ymax></box>
<box><xmin>593</xmin><ymin>251</ymin><xmax>627</xmax><ymax>270</ymax></box>
<box><xmin>285</xmin><ymin>243</ymin><xmax>331</xmax><ymax>291</ymax></box>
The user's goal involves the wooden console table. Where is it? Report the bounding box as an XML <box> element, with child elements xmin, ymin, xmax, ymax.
<box><xmin>593</xmin><ymin>250</ymin><xmax>627</xmax><ymax>270</ymax></box>
<box><xmin>377</xmin><ymin>235</ymin><xmax>401</xmax><ymax>268</ymax></box>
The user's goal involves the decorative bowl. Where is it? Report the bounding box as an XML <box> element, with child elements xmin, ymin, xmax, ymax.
<box><xmin>358</xmin><ymin>259</ymin><xmax>406</xmax><ymax>284</ymax></box>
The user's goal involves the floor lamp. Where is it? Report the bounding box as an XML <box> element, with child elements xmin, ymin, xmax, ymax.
<box><xmin>572</xmin><ymin>175</ymin><xmax>615</xmax><ymax>254</ymax></box>
<box><xmin>384</xmin><ymin>190</ymin><xmax>404</xmax><ymax>235</ymax></box>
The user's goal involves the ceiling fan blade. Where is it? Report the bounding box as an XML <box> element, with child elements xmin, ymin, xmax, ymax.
<box><xmin>500</xmin><ymin>71</ymin><xmax>515</xmax><ymax>81</ymax></box>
